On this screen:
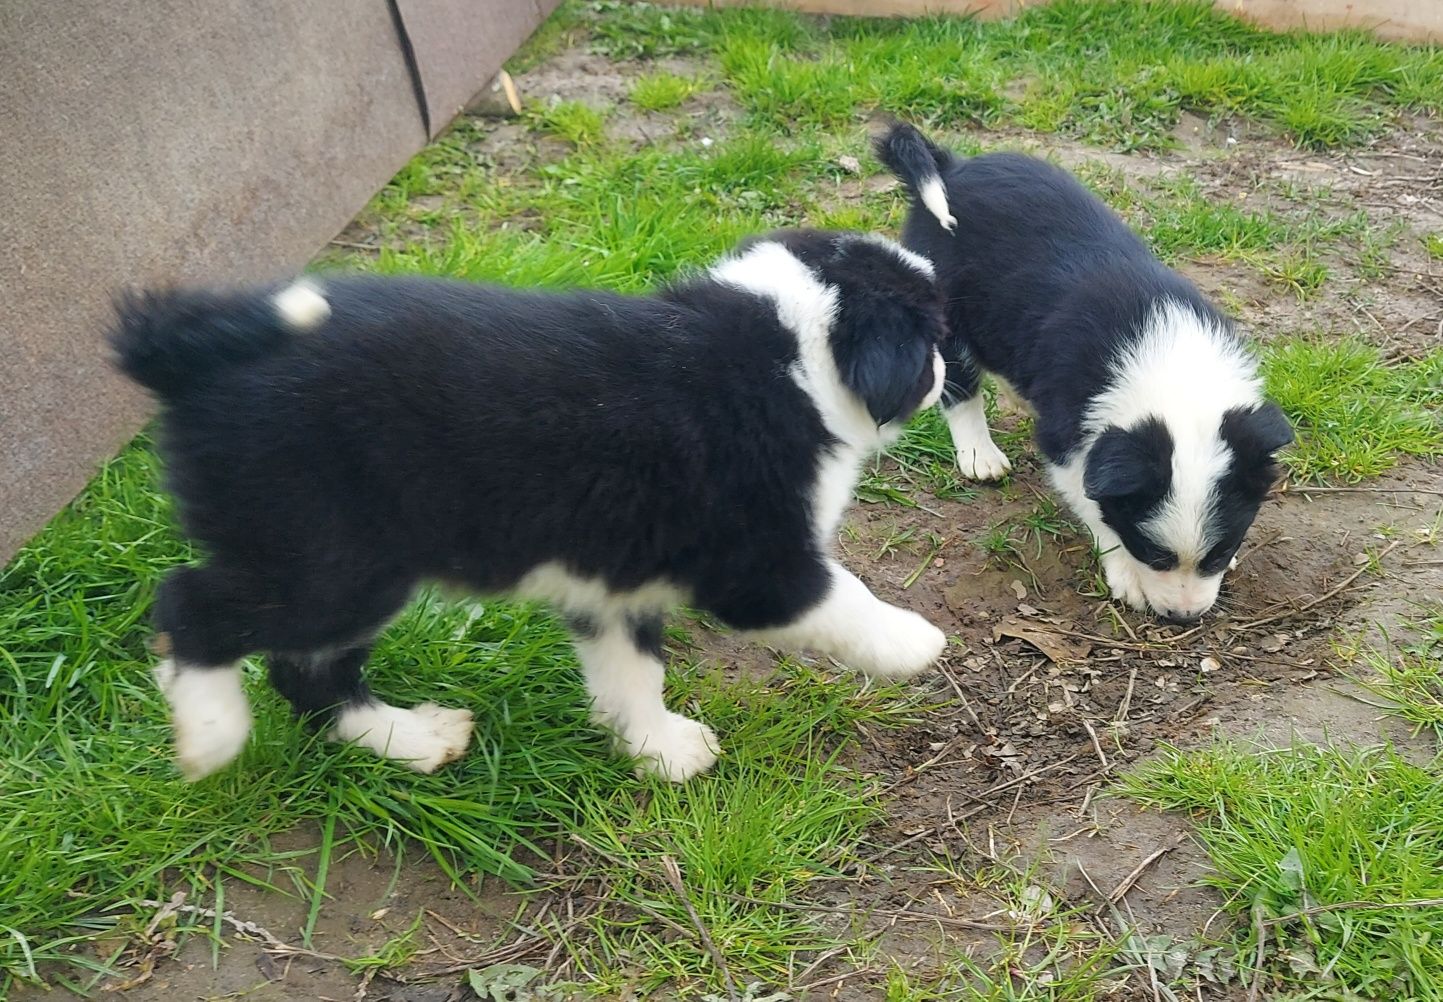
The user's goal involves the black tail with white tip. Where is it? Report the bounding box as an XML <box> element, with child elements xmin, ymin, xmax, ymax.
<box><xmin>872</xmin><ymin>120</ymin><xmax>957</xmax><ymax>233</ymax></box>
<box><xmin>110</xmin><ymin>280</ymin><xmax>330</xmax><ymax>400</ymax></box>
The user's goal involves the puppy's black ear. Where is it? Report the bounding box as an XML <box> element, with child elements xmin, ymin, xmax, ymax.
<box><xmin>834</xmin><ymin>294</ymin><xmax>933</xmax><ymax>426</ymax></box>
<box><xmin>1221</xmin><ymin>402</ymin><xmax>1294</xmax><ymax>491</ymax></box>
<box><xmin>1222</xmin><ymin>402</ymin><xmax>1293</xmax><ymax>457</ymax></box>
<box><xmin>1084</xmin><ymin>419</ymin><xmax>1174</xmax><ymax>501</ymax></box>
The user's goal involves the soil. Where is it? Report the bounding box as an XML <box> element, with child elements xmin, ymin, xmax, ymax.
<box><xmin>23</xmin><ymin>34</ymin><xmax>1443</xmax><ymax>1002</ymax></box>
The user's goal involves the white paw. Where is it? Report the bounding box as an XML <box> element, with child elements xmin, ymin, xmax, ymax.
<box><xmin>627</xmin><ymin>713</ymin><xmax>720</xmax><ymax>783</ymax></box>
<box><xmin>1101</xmin><ymin>552</ymin><xmax>1149</xmax><ymax>612</ymax></box>
<box><xmin>956</xmin><ymin>441</ymin><xmax>1012</xmax><ymax>481</ymax></box>
<box><xmin>154</xmin><ymin>660</ymin><xmax>253</xmax><ymax>782</ymax></box>
<box><xmin>850</xmin><ymin>605</ymin><xmax>948</xmax><ymax>680</ymax></box>
<box><xmin>330</xmin><ymin>701</ymin><xmax>474</xmax><ymax>773</ymax></box>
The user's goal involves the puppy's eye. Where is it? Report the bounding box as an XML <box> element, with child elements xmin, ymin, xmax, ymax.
<box><xmin>1147</xmin><ymin>553</ymin><xmax>1179</xmax><ymax>572</ymax></box>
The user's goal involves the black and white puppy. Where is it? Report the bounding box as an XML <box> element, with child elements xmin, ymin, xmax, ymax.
<box><xmin>876</xmin><ymin>122</ymin><xmax>1293</xmax><ymax>623</ymax></box>
<box><xmin>111</xmin><ymin>229</ymin><xmax>950</xmax><ymax>783</ymax></box>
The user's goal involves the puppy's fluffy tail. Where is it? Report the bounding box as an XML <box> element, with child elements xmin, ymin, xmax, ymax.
<box><xmin>872</xmin><ymin>119</ymin><xmax>957</xmax><ymax>233</ymax></box>
<box><xmin>110</xmin><ymin>280</ymin><xmax>330</xmax><ymax>398</ymax></box>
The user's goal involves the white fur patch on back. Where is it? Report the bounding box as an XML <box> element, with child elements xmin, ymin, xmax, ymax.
<box><xmin>1085</xmin><ymin>297</ymin><xmax>1263</xmax><ymax>563</ymax></box>
<box><xmin>919</xmin><ymin>350</ymin><xmax>946</xmax><ymax>413</ymax></box>
<box><xmin>846</xmin><ymin>232</ymin><xmax>935</xmax><ymax>279</ymax></box>
<box><xmin>711</xmin><ymin>240</ymin><xmax>878</xmax><ymax>451</ymax></box>
<box><xmin>272</xmin><ymin>280</ymin><xmax>331</xmax><ymax>331</ymax></box>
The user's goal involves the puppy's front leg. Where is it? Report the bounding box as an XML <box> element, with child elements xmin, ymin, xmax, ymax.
<box><xmin>945</xmin><ymin>393</ymin><xmax>1011</xmax><ymax>482</ymax></box>
<box><xmin>752</xmin><ymin>560</ymin><xmax>946</xmax><ymax>679</ymax></box>
<box><xmin>571</xmin><ymin>614</ymin><xmax>718</xmax><ymax>782</ymax></box>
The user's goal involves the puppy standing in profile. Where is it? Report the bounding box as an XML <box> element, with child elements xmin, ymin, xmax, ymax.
<box><xmin>876</xmin><ymin>121</ymin><xmax>1292</xmax><ymax>624</ymax></box>
<box><xmin>112</xmin><ymin>229</ymin><xmax>950</xmax><ymax>783</ymax></box>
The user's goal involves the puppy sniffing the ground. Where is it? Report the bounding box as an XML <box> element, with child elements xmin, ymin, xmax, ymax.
<box><xmin>112</xmin><ymin>230</ymin><xmax>950</xmax><ymax>782</ymax></box>
<box><xmin>876</xmin><ymin>121</ymin><xmax>1292</xmax><ymax>624</ymax></box>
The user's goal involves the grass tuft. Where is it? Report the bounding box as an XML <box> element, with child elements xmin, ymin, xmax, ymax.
<box><xmin>1120</xmin><ymin>743</ymin><xmax>1443</xmax><ymax>999</ymax></box>
<box><xmin>1260</xmin><ymin>337</ymin><xmax>1443</xmax><ymax>483</ymax></box>
<box><xmin>629</xmin><ymin>70</ymin><xmax>709</xmax><ymax>111</ymax></box>
<box><xmin>593</xmin><ymin>0</ymin><xmax>1443</xmax><ymax>150</ymax></box>
<box><xmin>532</xmin><ymin>100</ymin><xmax>608</xmax><ymax>146</ymax></box>
<box><xmin>1352</xmin><ymin>610</ymin><xmax>1443</xmax><ymax>739</ymax></box>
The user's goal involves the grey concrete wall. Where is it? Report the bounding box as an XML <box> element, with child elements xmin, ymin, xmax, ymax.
<box><xmin>0</xmin><ymin>0</ymin><xmax>558</xmax><ymax>562</ymax></box>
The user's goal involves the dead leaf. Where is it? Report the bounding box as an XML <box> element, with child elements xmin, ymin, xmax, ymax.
<box><xmin>1010</xmin><ymin>579</ymin><xmax>1027</xmax><ymax>600</ymax></box>
<box><xmin>837</xmin><ymin>154</ymin><xmax>862</xmax><ymax>173</ymax></box>
<box><xmin>1260</xmin><ymin>634</ymin><xmax>1288</xmax><ymax>653</ymax></box>
<box><xmin>992</xmin><ymin>620</ymin><xmax>1092</xmax><ymax>664</ymax></box>
<box><xmin>1199</xmin><ymin>656</ymin><xmax>1221</xmax><ymax>673</ymax></box>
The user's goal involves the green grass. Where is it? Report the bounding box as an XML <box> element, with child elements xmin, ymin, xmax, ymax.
<box><xmin>557</xmin><ymin>668</ymin><xmax>902</xmax><ymax>992</ymax></box>
<box><xmin>532</xmin><ymin>99</ymin><xmax>608</xmax><ymax>146</ymax></box>
<box><xmin>1353</xmin><ymin>609</ymin><xmax>1443</xmax><ymax>739</ymax></box>
<box><xmin>1120</xmin><ymin>743</ymin><xmax>1443</xmax><ymax>1000</ymax></box>
<box><xmin>585</xmin><ymin>0</ymin><xmax>1443</xmax><ymax>150</ymax></box>
<box><xmin>1260</xmin><ymin>337</ymin><xmax>1443</xmax><ymax>482</ymax></box>
<box><xmin>629</xmin><ymin>70</ymin><xmax>709</xmax><ymax>111</ymax></box>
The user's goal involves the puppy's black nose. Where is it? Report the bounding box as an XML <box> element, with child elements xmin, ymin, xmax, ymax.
<box><xmin>1160</xmin><ymin>609</ymin><xmax>1202</xmax><ymax>626</ymax></box>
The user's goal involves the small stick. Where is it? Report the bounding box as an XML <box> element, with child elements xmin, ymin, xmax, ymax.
<box><xmin>940</xmin><ymin>662</ymin><xmax>984</xmax><ymax>730</ymax></box>
<box><xmin>1116</xmin><ymin>666</ymin><xmax>1138</xmax><ymax>723</ymax></box>
<box><xmin>717</xmin><ymin>891</ymin><xmax>1012</xmax><ymax>932</ymax></box>
<box><xmin>1261</xmin><ymin>896</ymin><xmax>1443</xmax><ymax>927</ymax></box>
<box><xmin>1082</xmin><ymin>717</ymin><xmax>1110</xmax><ymax>771</ymax></box>
<box><xmin>1234</xmin><ymin>540</ymin><xmax>1398</xmax><ymax>633</ymax></box>
<box><xmin>1107</xmin><ymin>837</ymin><xmax>1184</xmax><ymax>904</ymax></box>
<box><xmin>133</xmin><ymin>897</ymin><xmax>345</xmax><ymax>963</ymax></box>
<box><xmin>1246</xmin><ymin>904</ymin><xmax>1268</xmax><ymax>1002</ymax></box>
<box><xmin>660</xmin><ymin>855</ymin><xmax>738</xmax><ymax>1001</ymax></box>
<box><xmin>1293</xmin><ymin>486</ymin><xmax>1443</xmax><ymax>497</ymax></box>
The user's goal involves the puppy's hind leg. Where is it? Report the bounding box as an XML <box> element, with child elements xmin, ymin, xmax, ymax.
<box><xmin>570</xmin><ymin>613</ymin><xmax>718</xmax><ymax>783</ymax></box>
<box><xmin>940</xmin><ymin>344</ymin><xmax>1010</xmax><ymax>481</ymax></box>
<box><xmin>746</xmin><ymin>560</ymin><xmax>947</xmax><ymax>681</ymax></box>
<box><xmin>269</xmin><ymin>645</ymin><xmax>473</xmax><ymax>773</ymax></box>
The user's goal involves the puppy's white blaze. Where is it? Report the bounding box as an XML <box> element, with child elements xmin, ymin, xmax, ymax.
<box><xmin>1143</xmin><ymin>435</ymin><xmax>1232</xmax><ymax>564</ymax></box>
<box><xmin>846</xmin><ymin>232</ymin><xmax>936</xmax><ymax>279</ymax></box>
<box><xmin>272</xmin><ymin>280</ymin><xmax>331</xmax><ymax>331</ymax></box>
<box><xmin>1086</xmin><ymin>297</ymin><xmax>1263</xmax><ymax>562</ymax></box>
<box><xmin>919</xmin><ymin>175</ymin><xmax>957</xmax><ymax>233</ymax></box>
<box><xmin>154</xmin><ymin>659</ymin><xmax>253</xmax><ymax>781</ymax></box>
<box><xmin>330</xmin><ymin>701</ymin><xmax>473</xmax><ymax>773</ymax></box>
